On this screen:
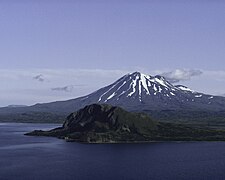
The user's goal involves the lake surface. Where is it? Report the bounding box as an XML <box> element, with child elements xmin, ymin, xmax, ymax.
<box><xmin>1</xmin><ymin>123</ymin><xmax>225</xmax><ymax>180</ymax></box>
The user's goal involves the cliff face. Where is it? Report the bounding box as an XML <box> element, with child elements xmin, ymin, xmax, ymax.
<box><xmin>63</xmin><ymin>104</ymin><xmax>157</xmax><ymax>134</ymax></box>
<box><xmin>26</xmin><ymin>104</ymin><xmax>225</xmax><ymax>143</ymax></box>
<box><xmin>60</xmin><ymin>104</ymin><xmax>159</xmax><ymax>142</ymax></box>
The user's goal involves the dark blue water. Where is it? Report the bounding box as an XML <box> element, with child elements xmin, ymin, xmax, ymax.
<box><xmin>1</xmin><ymin>123</ymin><xmax>225</xmax><ymax>180</ymax></box>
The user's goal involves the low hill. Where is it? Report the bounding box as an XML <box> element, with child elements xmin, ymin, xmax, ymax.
<box><xmin>26</xmin><ymin>104</ymin><xmax>225</xmax><ymax>143</ymax></box>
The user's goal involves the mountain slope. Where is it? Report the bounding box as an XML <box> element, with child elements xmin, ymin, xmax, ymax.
<box><xmin>81</xmin><ymin>72</ymin><xmax>225</xmax><ymax>111</ymax></box>
<box><xmin>30</xmin><ymin>71</ymin><xmax>225</xmax><ymax>112</ymax></box>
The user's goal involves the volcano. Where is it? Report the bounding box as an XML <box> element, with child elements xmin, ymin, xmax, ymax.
<box><xmin>1</xmin><ymin>72</ymin><xmax>225</xmax><ymax>123</ymax></box>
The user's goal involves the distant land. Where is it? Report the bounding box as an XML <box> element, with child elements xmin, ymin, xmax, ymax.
<box><xmin>6</xmin><ymin>105</ymin><xmax>28</xmax><ymax>108</ymax></box>
<box><xmin>1</xmin><ymin>72</ymin><xmax>225</xmax><ymax>128</ymax></box>
<box><xmin>26</xmin><ymin>104</ymin><xmax>225</xmax><ymax>143</ymax></box>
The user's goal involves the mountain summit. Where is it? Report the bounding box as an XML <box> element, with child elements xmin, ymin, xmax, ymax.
<box><xmin>94</xmin><ymin>72</ymin><xmax>198</xmax><ymax>103</ymax></box>
<box><xmin>97</xmin><ymin>72</ymin><xmax>175</xmax><ymax>103</ymax></box>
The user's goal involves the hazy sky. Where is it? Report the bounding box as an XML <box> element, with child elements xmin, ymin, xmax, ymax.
<box><xmin>0</xmin><ymin>0</ymin><xmax>225</xmax><ymax>106</ymax></box>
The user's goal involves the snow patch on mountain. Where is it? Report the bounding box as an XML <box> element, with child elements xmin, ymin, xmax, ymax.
<box><xmin>175</xmin><ymin>85</ymin><xmax>194</xmax><ymax>92</ymax></box>
<box><xmin>195</xmin><ymin>94</ymin><xmax>203</xmax><ymax>98</ymax></box>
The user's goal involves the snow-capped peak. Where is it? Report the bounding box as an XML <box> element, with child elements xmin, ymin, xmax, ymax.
<box><xmin>97</xmin><ymin>71</ymin><xmax>191</xmax><ymax>103</ymax></box>
<box><xmin>76</xmin><ymin>71</ymin><xmax>225</xmax><ymax>111</ymax></box>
